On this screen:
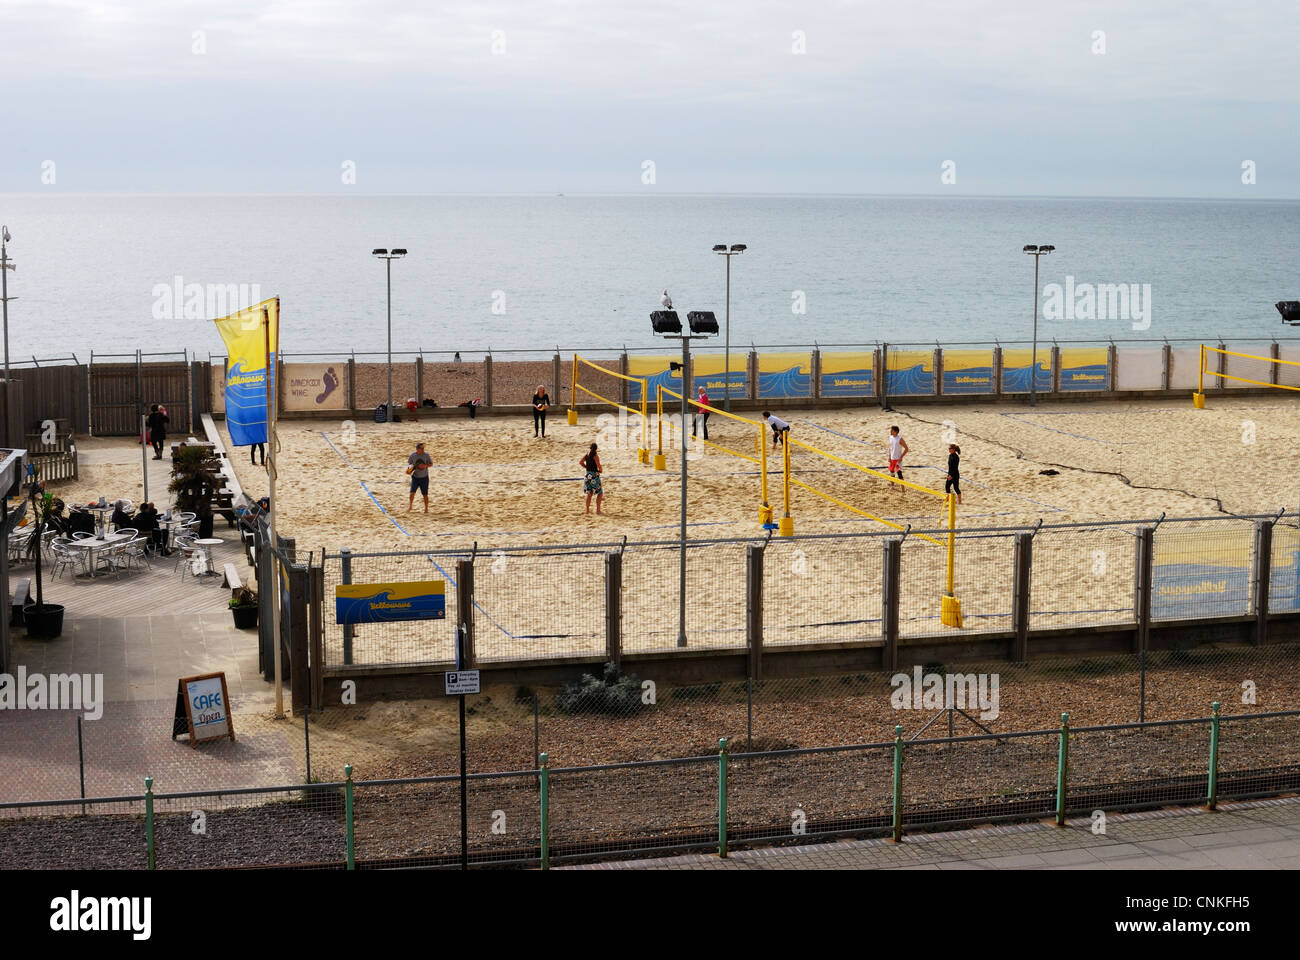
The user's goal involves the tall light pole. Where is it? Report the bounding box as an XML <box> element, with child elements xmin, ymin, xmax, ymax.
<box><xmin>651</xmin><ymin>308</ymin><xmax>718</xmax><ymax>647</ymax></box>
<box><xmin>1</xmin><ymin>226</ymin><xmax>15</xmax><ymax>383</ymax></box>
<box><xmin>1023</xmin><ymin>244</ymin><xmax>1054</xmax><ymax>407</ymax></box>
<box><xmin>372</xmin><ymin>248</ymin><xmax>407</xmax><ymax>422</ymax></box>
<box><xmin>712</xmin><ymin>244</ymin><xmax>745</xmax><ymax>411</ymax></box>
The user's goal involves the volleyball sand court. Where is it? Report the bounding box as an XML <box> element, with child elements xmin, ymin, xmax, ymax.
<box><xmin>189</xmin><ymin>395</ymin><xmax>1300</xmax><ymax>664</ymax></box>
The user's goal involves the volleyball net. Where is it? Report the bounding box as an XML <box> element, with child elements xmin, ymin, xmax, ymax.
<box><xmin>568</xmin><ymin>353</ymin><xmax>650</xmax><ymax>463</ymax></box>
<box><xmin>1194</xmin><ymin>345</ymin><xmax>1300</xmax><ymax>408</ymax></box>
<box><xmin>655</xmin><ymin>385</ymin><xmax>963</xmax><ymax>625</ymax></box>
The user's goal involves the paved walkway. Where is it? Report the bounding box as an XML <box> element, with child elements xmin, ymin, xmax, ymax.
<box><xmin>564</xmin><ymin>796</ymin><xmax>1300</xmax><ymax>870</ymax></box>
<box><xmin>1</xmin><ymin>437</ymin><xmax>296</xmax><ymax>804</ymax></box>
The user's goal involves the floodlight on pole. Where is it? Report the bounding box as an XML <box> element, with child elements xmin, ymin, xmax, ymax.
<box><xmin>651</xmin><ymin>308</ymin><xmax>718</xmax><ymax>648</ymax></box>
<box><xmin>1023</xmin><ymin>244</ymin><xmax>1054</xmax><ymax>407</ymax></box>
<box><xmin>713</xmin><ymin>243</ymin><xmax>746</xmax><ymax>411</ymax></box>
<box><xmin>0</xmin><ymin>226</ymin><xmax>15</xmax><ymax>386</ymax></box>
<box><xmin>373</xmin><ymin>247</ymin><xmax>408</xmax><ymax>422</ymax></box>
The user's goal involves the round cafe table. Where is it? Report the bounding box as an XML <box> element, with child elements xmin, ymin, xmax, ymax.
<box><xmin>192</xmin><ymin>538</ymin><xmax>224</xmax><ymax>577</ymax></box>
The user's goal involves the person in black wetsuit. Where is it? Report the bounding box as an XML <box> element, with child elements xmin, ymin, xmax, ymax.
<box><xmin>532</xmin><ymin>386</ymin><xmax>551</xmax><ymax>438</ymax></box>
<box><xmin>945</xmin><ymin>444</ymin><xmax>962</xmax><ymax>505</ymax></box>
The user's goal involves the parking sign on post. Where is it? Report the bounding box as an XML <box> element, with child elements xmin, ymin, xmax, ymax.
<box><xmin>445</xmin><ymin>670</ymin><xmax>480</xmax><ymax>695</ymax></box>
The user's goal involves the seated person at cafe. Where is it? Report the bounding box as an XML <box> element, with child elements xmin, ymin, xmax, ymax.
<box><xmin>133</xmin><ymin>502</ymin><xmax>167</xmax><ymax>553</ymax></box>
<box><xmin>110</xmin><ymin>499</ymin><xmax>135</xmax><ymax>529</ymax></box>
<box><xmin>44</xmin><ymin>498</ymin><xmax>70</xmax><ymax>536</ymax></box>
<box><xmin>67</xmin><ymin>507</ymin><xmax>96</xmax><ymax>536</ymax></box>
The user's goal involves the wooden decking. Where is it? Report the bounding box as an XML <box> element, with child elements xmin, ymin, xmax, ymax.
<box><xmin>16</xmin><ymin>536</ymin><xmax>253</xmax><ymax>620</ymax></box>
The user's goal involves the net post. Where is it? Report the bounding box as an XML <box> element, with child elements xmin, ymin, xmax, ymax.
<box><xmin>638</xmin><ymin>378</ymin><xmax>649</xmax><ymax>463</ymax></box>
<box><xmin>567</xmin><ymin>353</ymin><xmax>578</xmax><ymax>425</ymax></box>
<box><xmin>778</xmin><ymin>427</ymin><xmax>793</xmax><ymax>536</ymax></box>
<box><xmin>654</xmin><ymin>384</ymin><xmax>666</xmax><ymax>470</ymax></box>
<box><xmin>1193</xmin><ymin>344</ymin><xmax>1206</xmax><ymax>408</ymax></box>
<box><xmin>940</xmin><ymin>494</ymin><xmax>962</xmax><ymax>627</ymax></box>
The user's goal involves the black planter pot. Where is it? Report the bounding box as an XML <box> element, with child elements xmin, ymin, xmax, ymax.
<box><xmin>24</xmin><ymin>602</ymin><xmax>65</xmax><ymax>639</ymax></box>
<box><xmin>231</xmin><ymin>604</ymin><xmax>259</xmax><ymax>629</ymax></box>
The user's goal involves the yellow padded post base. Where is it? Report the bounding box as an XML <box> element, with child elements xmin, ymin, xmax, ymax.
<box><xmin>779</xmin><ymin>516</ymin><xmax>794</xmax><ymax>537</ymax></box>
<box><xmin>567</xmin><ymin>409</ymin><xmax>578</xmax><ymax>425</ymax></box>
<box><xmin>759</xmin><ymin>505</ymin><xmax>773</xmax><ymax>526</ymax></box>
<box><xmin>941</xmin><ymin>594</ymin><xmax>963</xmax><ymax>628</ymax></box>
<box><xmin>1192</xmin><ymin>392</ymin><xmax>1205</xmax><ymax>409</ymax></box>
<box><xmin>653</xmin><ymin>453</ymin><xmax>666</xmax><ymax>471</ymax></box>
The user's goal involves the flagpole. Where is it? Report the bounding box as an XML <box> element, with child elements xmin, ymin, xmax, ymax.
<box><xmin>265</xmin><ymin>304</ymin><xmax>284</xmax><ymax>719</ymax></box>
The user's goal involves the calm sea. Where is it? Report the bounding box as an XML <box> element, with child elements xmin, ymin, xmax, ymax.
<box><xmin>2</xmin><ymin>194</ymin><xmax>1298</xmax><ymax>361</ymax></box>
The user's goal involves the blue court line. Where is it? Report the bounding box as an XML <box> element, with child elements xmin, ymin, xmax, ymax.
<box><xmin>353</xmin><ymin>474</ymin><xmax>520</xmax><ymax>641</ymax></box>
<box><xmin>320</xmin><ymin>431</ymin><xmax>356</xmax><ymax>468</ymax></box>
<box><xmin>998</xmin><ymin>412</ymin><xmax>1138</xmax><ymax>445</ymax></box>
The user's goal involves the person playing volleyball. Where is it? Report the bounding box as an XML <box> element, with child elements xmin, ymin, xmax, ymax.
<box><xmin>581</xmin><ymin>442</ymin><xmax>604</xmax><ymax>515</ymax></box>
<box><xmin>407</xmin><ymin>442</ymin><xmax>432</xmax><ymax>512</ymax></box>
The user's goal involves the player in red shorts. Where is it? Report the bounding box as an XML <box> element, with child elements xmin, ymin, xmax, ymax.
<box><xmin>887</xmin><ymin>425</ymin><xmax>908</xmax><ymax>494</ymax></box>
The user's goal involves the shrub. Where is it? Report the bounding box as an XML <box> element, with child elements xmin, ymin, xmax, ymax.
<box><xmin>555</xmin><ymin>662</ymin><xmax>641</xmax><ymax>716</ymax></box>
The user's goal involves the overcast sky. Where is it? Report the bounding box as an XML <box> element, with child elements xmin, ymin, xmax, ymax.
<box><xmin>1</xmin><ymin>0</ymin><xmax>1297</xmax><ymax>196</ymax></box>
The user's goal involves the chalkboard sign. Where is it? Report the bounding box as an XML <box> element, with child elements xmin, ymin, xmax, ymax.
<box><xmin>172</xmin><ymin>672</ymin><xmax>235</xmax><ymax>746</ymax></box>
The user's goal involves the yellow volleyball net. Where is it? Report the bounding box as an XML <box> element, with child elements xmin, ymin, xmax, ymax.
<box><xmin>568</xmin><ymin>353</ymin><xmax>650</xmax><ymax>463</ymax></box>
<box><xmin>654</xmin><ymin>386</ymin><xmax>962</xmax><ymax>625</ymax></box>
<box><xmin>1193</xmin><ymin>344</ymin><xmax>1300</xmax><ymax>408</ymax></box>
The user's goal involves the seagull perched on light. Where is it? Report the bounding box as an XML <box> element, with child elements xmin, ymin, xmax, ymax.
<box><xmin>660</xmin><ymin>290</ymin><xmax>672</xmax><ymax>309</ymax></box>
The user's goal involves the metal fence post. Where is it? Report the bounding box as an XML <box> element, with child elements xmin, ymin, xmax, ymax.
<box><xmin>1252</xmin><ymin>520</ymin><xmax>1272</xmax><ymax>645</ymax></box>
<box><xmin>746</xmin><ymin>542</ymin><xmax>763</xmax><ymax>682</ymax></box>
<box><xmin>605</xmin><ymin>550</ymin><xmax>622</xmax><ymax>666</ymax></box>
<box><xmin>345</xmin><ymin>763</ymin><xmax>355</xmax><ymax>869</ymax></box>
<box><xmin>1012</xmin><ymin>531</ymin><xmax>1032</xmax><ymax>662</ymax></box>
<box><xmin>882</xmin><ymin>538</ymin><xmax>901</xmax><ymax>672</ymax></box>
<box><xmin>718</xmin><ymin>737</ymin><xmax>729</xmax><ymax>858</ymax></box>
<box><xmin>540</xmin><ymin>752</ymin><xmax>550</xmax><ymax>870</ymax></box>
<box><xmin>340</xmin><ymin>546</ymin><xmax>353</xmax><ymax>666</ymax></box>
<box><xmin>144</xmin><ymin>776</ymin><xmax>155</xmax><ymax>870</ymax></box>
<box><xmin>1055</xmin><ymin>713</ymin><xmax>1069</xmax><ymax>826</ymax></box>
<box><xmin>1207</xmin><ymin>702</ymin><xmax>1221</xmax><ymax>811</ymax></box>
<box><xmin>456</xmin><ymin>558</ymin><xmax>476</xmax><ymax>667</ymax></box>
<box><xmin>1134</xmin><ymin>525</ymin><xmax>1154</xmax><ymax>656</ymax></box>
<box><xmin>891</xmin><ymin>725</ymin><xmax>904</xmax><ymax>842</ymax></box>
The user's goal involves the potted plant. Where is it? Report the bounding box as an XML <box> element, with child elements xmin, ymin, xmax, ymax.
<box><xmin>23</xmin><ymin>477</ymin><xmax>65</xmax><ymax>639</ymax></box>
<box><xmin>229</xmin><ymin>586</ymin><xmax>259</xmax><ymax>629</ymax></box>
<box><xmin>168</xmin><ymin>445</ymin><xmax>218</xmax><ymax>540</ymax></box>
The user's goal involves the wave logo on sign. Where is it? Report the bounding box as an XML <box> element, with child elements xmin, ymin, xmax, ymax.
<box><xmin>335</xmin><ymin>580</ymin><xmax>446</xmax><ymax>624</ymax></box>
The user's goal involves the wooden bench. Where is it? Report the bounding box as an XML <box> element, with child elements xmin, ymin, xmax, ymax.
<box><xmin>222</xmin><ymin>562</ymin><xmax>243</xmax><ymax>595</ymax></box>
<box><xmin>9</xmin><ymin>578</ymin><xmax>30</xmax><ymax>626</ymax></box>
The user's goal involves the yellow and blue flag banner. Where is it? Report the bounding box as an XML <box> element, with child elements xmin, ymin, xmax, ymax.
<box><xmin>213</xmin><ymin>297</ymin><xmax>279</xmax><ymax>446</ymax></box>
<box><xmin>335</xmin><ymin>580</ymin><xmax>447</xmax><ymax>625</ymax></box>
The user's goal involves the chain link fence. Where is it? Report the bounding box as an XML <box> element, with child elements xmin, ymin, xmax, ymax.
<box><xmin>6</xmin><ymin>703</ymin><xmax>1295</xmax><ymax>869</ymax></box>
<box><xmin>309</xmin><ymin>513</ymin><xmax>1297</xmax><ymax>670</ymax></box>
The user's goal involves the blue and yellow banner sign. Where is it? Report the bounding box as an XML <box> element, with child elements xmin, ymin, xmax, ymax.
<box><xmin>820</xmin><ymin>351</ymin><xmax>874</xmax><ymax>398</ymax></box>
<box><xmin>335</xmin><ymin>580</ymin><xmax>446</xmax><ymax>625</ymax></box>
<box><xmin>1058</xmin><ymin>347</ymin><xmax>1110</xmax><ymax>392</ymax></box>
<box><xmin>213</xmin><ymin>297</ymin><xmax>279</xmax><ymax>447</ymax></box>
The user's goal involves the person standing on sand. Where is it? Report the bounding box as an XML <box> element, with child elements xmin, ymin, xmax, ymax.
<box><xmin>887</xmin><ymin>425</ymin><xmax>908</xmax><ymax>493</ymax></box>
<box><xmin>945</xmin><ymin>444</ymin><xmax>962</xmax><ymax>505</ymax></box>
<box><xmin>692</xmin><ymin>386</ymin><xmax>710</xmax><ymax>440</ymax></box>
<box><xmin>581</xmin><ymin>442</ymin><xmax>603</xmax><ymax>515</ymax></box>
<box><xmin>146</xmin><ymin>403</ymin><xmax>169</xmax><ymax>460</ymax></box>
<box><xmin>407</xmin><ymin>441</ymin><xmax>433</xmax><ymax>512</ymax></box>
<box><xmin>532</xmin><ymin>385</ymin><xmax>551</xmax><ymax>438</ymax></box>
